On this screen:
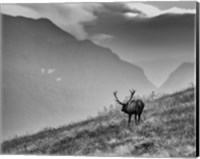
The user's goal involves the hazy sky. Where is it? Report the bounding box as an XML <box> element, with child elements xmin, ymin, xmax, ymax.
<box><xmin>1</xmin><ymin>2</ymin><xmax>196</xmax><ymax>86</ymax></box>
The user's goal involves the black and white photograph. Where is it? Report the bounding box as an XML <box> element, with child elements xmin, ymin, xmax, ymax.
<box><xmin>0</xmin><ymin>1</ymin><xmax>198</xmax><ymax>157</ymax></box>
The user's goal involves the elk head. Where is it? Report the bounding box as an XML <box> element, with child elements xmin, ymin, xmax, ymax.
<box><xmin>113</xmin><ymin>89</ymin><xmax>136</xmax><ymax>113</ymax></box>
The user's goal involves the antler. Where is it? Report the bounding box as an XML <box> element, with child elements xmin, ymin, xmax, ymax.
<box><xmin>126</xmin><ymin>89</ymin><xmax>136</xmax><ymax>104</ymax></box>
<box><xmin>113</xmin><ymin>91</ymin><xmax>124</xmax><ymax>105</ymax></box>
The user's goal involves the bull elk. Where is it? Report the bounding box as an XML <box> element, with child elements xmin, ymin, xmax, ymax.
<box><xmin>113</xmin><ymin>89</ymin><xmax>145</xmax><ymax>126</ymax></box>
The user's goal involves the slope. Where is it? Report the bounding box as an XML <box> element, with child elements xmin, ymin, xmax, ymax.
<box><xmin>1</xmin><ymin>87</ymin><xmax>196</xmax><ymax>157</ymax></box>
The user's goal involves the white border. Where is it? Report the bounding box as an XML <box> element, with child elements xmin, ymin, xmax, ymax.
<box><xmin>0</xmin><ymin>0</ymin><xmax>199</xmax><ymax>3</ymax></box>
<box><xmin>0</xmin><ymin>0</ymin><xmax>199</xmax><ymax>159</ymax></box>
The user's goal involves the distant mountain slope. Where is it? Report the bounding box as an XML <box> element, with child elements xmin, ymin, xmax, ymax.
<box><xmin>159</xmin><ymin>62</ymin><xmax>195</xmax><ymax>93</ymax></box>
<box><xmin>2</xmin><ymin>87</ymin><xmax>196</xmax><ymax>157</ymax></box>
<box><xmin>2</xmin><ymin>15</ymin><xmax>155</xmax><ymax>139</ymax></box>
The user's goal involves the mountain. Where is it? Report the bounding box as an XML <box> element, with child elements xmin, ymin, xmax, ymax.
<box><xmin>2</xmin><ymin>15</ymin><xmax>155</xmax><ymax>139</ymax></box>
<box><xmin>2</xmin><ymin>87</ymin><xmax>196</xmax><ymax>157</ymax></box>
<box><xmin>159</xmin><ymin>62</ymin><xmax>195</xmax><ymax>93</ymax></box>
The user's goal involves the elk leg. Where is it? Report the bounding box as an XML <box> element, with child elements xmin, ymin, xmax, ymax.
<box><xmin>135</xmin><ymin>114</ymin><xmax>137</xmax><ymax>125</ymax></box>
<box><xmin>128</xmin><ymin>114</ymin><xmax>132</xmax><ymax>127</ymax></box>
<box><xmin>138</xmin><ymin>113</ymin><xmax>141</xmax><ymax>123</ymax></box>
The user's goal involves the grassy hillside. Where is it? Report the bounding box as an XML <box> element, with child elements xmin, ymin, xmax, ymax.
<box><xmin>1</xmin><ymin>87</ymin><xmax>196</xmax><ymax>157</ymax></box>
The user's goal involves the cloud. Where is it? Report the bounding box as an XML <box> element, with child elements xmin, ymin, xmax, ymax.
<box><xmin>1</xmin><ymin>3</ymin><xmax>103</xmax><ymax>40</ymax></box>
<box><xmin>162</xmin><ymin>7</ymin><xmax>195</xmax><ymax>15</ymax></box>
<box><xmin>41</xmin><ymin>68</ymin><xmax>46</xmax><ymax>74</ymax></box>
<box><xmin>41</xmin><ymin>68</ymin><xmax>56</xmax><ymax>74</ymax></box>
<box><xmin>56</xmin><ymin>77</ymin><xmax>62</xmax><ymax>82</ymax></box>
<box><xmin>124</xmin><ymin>12</ymin><xmax>140</xmax><ymax>18</ymax></box>
<box><xmin>1</xmin><ymin>4</ymin><xmax>41</xmax><ymax>18</ymax></box>
<box><xmin>47</xmin><ymin>68</ymin><xmax>55</xmax><ymax>74</ymax></box>
<box><xmin>1</xmin><ymin>3</ymin><xmax>195</xmax><ymax>40</ymax></box>
<box><xmin>90</xmin><ymin>33</ymin><xmax>113</xmax><ymax>45</ymax></box>
<box><xmin>125</xmin><ymin>3</ymin><xmax>160</xmax><ymax>18</ymax></box>
<box><xmin>124</xmin><ymin>3</ymin><xmax>195</xmax><ymax>18</ymax></box>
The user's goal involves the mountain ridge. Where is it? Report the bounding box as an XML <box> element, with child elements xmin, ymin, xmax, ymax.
<box><xmin>159</xmin><ymin>61</ymin><xmax>195</xmax><ymax>93</ymax></box>
<box><xmin>2</xmin><ymin>14</ymin><xmax>156</xmax><ymax>139</ymax></box>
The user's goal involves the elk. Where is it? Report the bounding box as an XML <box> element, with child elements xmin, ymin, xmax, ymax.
<box><xmin>113</xmin><ymin>89</ymin><xmax>145</xmax><ymax>126</ymax></box>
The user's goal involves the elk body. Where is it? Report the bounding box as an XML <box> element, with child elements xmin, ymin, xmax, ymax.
<box><xmin>113</xmin><ymin>90</ymin><xmax>145</xmax><ymax>126</ymax></box>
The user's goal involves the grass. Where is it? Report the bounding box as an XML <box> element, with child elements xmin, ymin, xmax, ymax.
<box><xmin>1</xmin><ymin>87</ymin><xmax>196</xmax><ymax>157</ymax></box>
